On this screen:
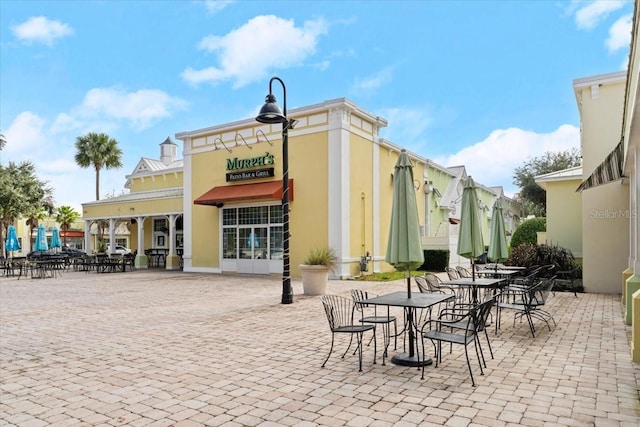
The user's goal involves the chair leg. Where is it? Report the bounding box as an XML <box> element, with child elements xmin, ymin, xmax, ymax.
<box><xmin>464</xmin><ymin>342</ymin><xmax>476</xmax><ymax>387</ymax></box>
<box><xmin>322</xmin><ymin>334</ymin><xmax>335</xmax><ymax>367</ymax></box>
<box><xmin>344</xmin><ymin>335</ymin><xmax>355</xmax><ymax>358</ymax></box>
<box><xmin>483</xmin><ymin>329</ymin><xmax>494</xmax><ymax>359</ymax></box>
<box><xmin>357</xmin><ymin>332</ymin><xmax>363</xmax><ymax>371</ymax></box>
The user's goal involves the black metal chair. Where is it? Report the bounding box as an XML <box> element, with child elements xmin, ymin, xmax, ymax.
<box><xmin>320</xmin><ymin>295</ymin><xmax>376</xmax><ymax>371</ymax></box>
<box><xmin>420</xmin><ymin>297</ymin><xmax>496</xmax><ymax>386</ymax></box>
<box><xmin>350</xmin><ymin>289</ymin><xmax>397</xmax><ymax>363</ymax></box>
<box><xmin>497</xmin><ymin>277</ymin><xmax>556</xmax><ymax>337</ymax></box>
<box><xmin>445</xmin><ymin>267</ymin><xmax>460</xmax><ymax>280</ymax></box>
<box><xmin>456</xmin><ymin>266</ymin><xmax>472</xmax><ymax>278</ymax></box>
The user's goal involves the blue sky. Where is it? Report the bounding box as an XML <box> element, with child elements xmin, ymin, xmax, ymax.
<box><xmin>0</xmin><ymin>0</ymin><xmax>634</xmax><ymax>212</ymax></box>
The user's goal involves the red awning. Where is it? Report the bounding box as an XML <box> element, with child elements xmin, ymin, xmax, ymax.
<box><xmin>194</xmin><ymin>179</ymin><xmax>294</xmax><ymax>206</ymax></box>
<box><xmin>60</xmin><ymin>230</ymin><xmax>84</xmax><ymax>237</ymax></box>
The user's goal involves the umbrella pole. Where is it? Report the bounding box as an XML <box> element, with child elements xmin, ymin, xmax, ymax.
<box><xmin>472</xmin><ymin>260</ymin><xmax>475</xmax><ymax>281</ymax></box>
<box><xmin>406</xmin><ymin>270</ymin><xmax>411</xmax><ymax>298</ymax></box>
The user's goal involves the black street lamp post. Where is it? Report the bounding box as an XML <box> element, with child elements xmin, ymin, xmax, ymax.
<box><xmin>255</xmin><ymin>77</ymin><xmax>297</xmax><ymax>304</ymax></box>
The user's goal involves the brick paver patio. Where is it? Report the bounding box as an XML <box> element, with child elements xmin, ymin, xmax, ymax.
<box><xmin>1</xmin><ymin>270</ymin><xmax>639</xmax><ymax>426</ymax></box>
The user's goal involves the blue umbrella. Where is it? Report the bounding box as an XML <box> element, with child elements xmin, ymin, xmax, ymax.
<box><xmin>34</xmin><ymin>224</ymin><xmax>49</xmax><ymax>252</ymax></box>
<box><xmin>5</xmin><ymin>225</ymin><xmax>20</xmax><ymax>257</ymax></box>
<box><xmin>51</xmin><ymin>227</ymin><xmax>62</xmax><ymax>252</ymax></box>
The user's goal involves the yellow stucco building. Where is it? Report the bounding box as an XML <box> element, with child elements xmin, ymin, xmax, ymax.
<box><xmin>539</xmin><ymin>2</ymin><xmax>639</xmax><ymax>361</ymax></box>
<box><xmin>81</xmin><ymin>98</ymin><xmax>520</xmax><ymax>277</ymax></box>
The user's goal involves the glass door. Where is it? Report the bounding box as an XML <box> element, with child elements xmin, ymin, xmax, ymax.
<box><xmin>237</xmin><ymin>226</ymin><xmax>269</xmax><ymax>274</ymax></box>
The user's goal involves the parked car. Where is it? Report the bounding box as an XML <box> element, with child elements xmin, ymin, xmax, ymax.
<box><xmin>107</xmin><ymin>245</ymin><xmax>131</xmax><ymax>255</ymax></box>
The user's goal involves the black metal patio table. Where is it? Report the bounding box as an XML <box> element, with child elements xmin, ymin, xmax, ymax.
<box><xmin>359</xmin><ymin>291</ymin><xmax>454</xmax><ymax>367</ymax></box>
<box><xmin>476</xmin><ymin>269</ymin><xmax>520</xmax><ymax>279</ymax></box>
<box><xmin>440</xmin><ymin>277</ymin><xmax>507</xmax><ymax>304</ymax></box>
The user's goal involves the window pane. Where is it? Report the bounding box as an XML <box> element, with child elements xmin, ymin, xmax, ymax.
<box><xmin>239</xmin><ymin>206</ymin><xmax>268</xmax><ymax>225</ymax></box>
<box><xmin>223</xmin><ymin>208</ymin><xmax>237</xmax><ymax>226</ymax></box>
<box><xmin>153</xmin><ymin>219</ymin><xmax>167</xmax><ymax>232</ymax></box>
<box><xmin>270</xmin><ymin>226</ymin><xmax>283</xmax><ymax>260</ymax></box>
<box><xmin>270</xmin><ymin>205</ymin><xmax>283</xmax><ymax>224</ymax></box>
<box><xmin>223</xmin><ymin>228</ymin><xmax>237</xmax><ymax>259</ymax></box>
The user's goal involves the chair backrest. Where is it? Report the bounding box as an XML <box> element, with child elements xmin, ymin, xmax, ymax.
<box><xmin>350</xmin><ymin>289</ymin><xmax>372</xmax><ymax>309</ymax></box>
<box><xmin>531</xmin><ymin>276</ymin><xmax>556</xmax><ymax>305</ymax></box>
<box><xmin>445</xmin><ymin>267</ymin><xmax>460</xmax><ymax>280</ymax></box>
<box><xmin>424</xmin><ymin>273</ymin><xmax>444</xmax><ymax>290</ymax></box>
<box><xmin>414</xmin><ymin>276</ymin><xmax>430</xmax><ymax>293</ymax></box>
<box><xmin>472</xmin><ymin>297</ymin><xmax>496</xmax><ymax>333</ymax></box>
<box><xmin>321</xmin><ymin>295</ymin><xmax>355</xmax><ymax>331</ymax></box>
<box><xmin>517</xmin><ymin>267</ymin><xmax>544</xmax><ymax>286</ymax></box>
<box><xmin>456</xmin><ymin>266</ymin><xmax>472</xmax><ymax>278</ymax></box>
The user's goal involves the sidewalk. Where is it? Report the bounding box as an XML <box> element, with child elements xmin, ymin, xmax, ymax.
<box><xmin>1</xmin><ymin>270</ymin><xmax>638</xmax><ymax>426</ymax></box>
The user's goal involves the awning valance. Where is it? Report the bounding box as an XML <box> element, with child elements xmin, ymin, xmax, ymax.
<box><xmin>576</xmin><ymin>140</ymin><xmax>625</xmax><ymax>192</ymax></box>
<box><xmin>194</xmin><ymin>179</ymin><xmax>294</xmax><ymax>206</ymax></box>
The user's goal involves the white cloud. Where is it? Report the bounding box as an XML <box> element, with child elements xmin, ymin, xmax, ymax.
<box><xmin>574</xmin><ymin>0</ymin><xmax>626</xmax><ymax>30</ymax></box>
<box><xmin>52</xmin><ymin>87</ymin><xmax>188</xmax><ymax>131</ymax></box>
<box><xmin>201</xmin><ymin>0</ymin><xmax>234</xmax><ymax>14</ymax></box>
<box><xmin>3</xmin><ymin>112</ymin><xmax>48</xmax><ymax>156</ymax></box>
<box><xmin>379</xmin><ymin>107</ymin><xmax>434</xmax><ymax>144</ymax></box>
<box><xmin>3</xmin><ymin>86</ymin><xmax>187</xmax><ymax>212</ymax></box>
<box><xmin>606</xmin><ymin>13</ymin><xmax>632</xmax><ymax>52</ymax></box>
<box><xmin>1</xmin><ymin>111</ymin><xmax>88</xmax><ymax>212</ymax></box>
<box><xmin>182</xmin><ymin>15</ymin><xmax>328</xmax><ymax>88</ymax></box>
<box><xmin>11</xmin><ymin>16</ymin><xmax>73</xmax><ymax>46</ymax></box>
<box><xmin>352</xmin><ymin>67</ymin><xmax>394</xmax><ymax>94</ymax></box>
<box><xmin>433</xmin><ymin>125</ymin><xmax>580</xmax><ymax>196</ymax></box>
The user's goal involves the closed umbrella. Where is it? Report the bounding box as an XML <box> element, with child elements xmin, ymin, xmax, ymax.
<box><xmin>488</xmin><ymin>199</ymin><xmax>508</xmax><ymax>267</ymax></box>
<box><xmin>457</xmin><ymin>176</ymin><xmax>484</xmax><ymax>281</ymax></box>
<box><xmin>5</xmin><ymin>225</ymin><xmax>20</xmax><ymax>258</ymax></box>
<box><xmin>385</xmin><ymin>149</ymin><xmax>425</xmax><ymax>367</ymax></box>
<box><xmin>51</xmin><ymin>227</ymin><xmax>62</xmax><ymax>252</ymax></box>
<box><xmin>385</xmin><ymin>149</ymin><xmax>424</xmax><ymax>298</ymax></box>
<box><xmin>34</xmin><ymin>224</ymin><xmax>49</xmax><ymax>252</ymax></box>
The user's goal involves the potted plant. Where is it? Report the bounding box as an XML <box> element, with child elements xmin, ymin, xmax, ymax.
<box><xmin>300</xmin><ymin>247</ymin><xmax>337</xmax><ymax>296</ymax></box>
<box><xmin>96</xmin><ymin>240</ymin><xmax>107</xmax><ymax>254</ymax></box>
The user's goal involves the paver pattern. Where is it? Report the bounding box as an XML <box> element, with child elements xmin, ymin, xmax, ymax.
<box><xmin>1</xmin><ymin>270</ymin><xmax>639</xmax><ymax>426</ymax></box>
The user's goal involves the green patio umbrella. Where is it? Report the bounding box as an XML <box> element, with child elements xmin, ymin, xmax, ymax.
<box><xmin>456</xmin><ymin>176</ymin><xmax>484</xmax><ymax>280</ymax></box>
<box><xmin>488</xmin><ymin>199</ymin><xmax>508</xmax><ymax>267</ymax></box>
<box><xmin>385</xmin><ymin>149</ymin><xmax>424</xmax><ymax>298</ymax></box>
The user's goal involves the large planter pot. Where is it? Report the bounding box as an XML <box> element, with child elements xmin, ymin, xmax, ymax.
<box><xmin>300</xmin><ymin>264</ymin><xmax>329</xmax><ymax>296</ymax></box>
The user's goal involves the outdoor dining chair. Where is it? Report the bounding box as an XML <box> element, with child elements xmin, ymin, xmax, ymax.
<box><xmin>456</xmin><ymin>266</ymin><xmax>473</xmax><ymax>278</ymax></box>
<box><xmin>320</xmin><ymin>295</ymin><xmax>376</xmax><ymax>371</ymax></box>
<box><xmin>445</xmin><ymin>267</ymin><xmax>460</xmax><ymax>280</ymax></box>
<box><xmin>496</xmin><ymin>277</ymin><xmax>556</xmax><ymax>337</ymax></box>
<box><xmin>350</xmin><ymin>289</ymin><xmax>398</xmax><ymax>362</ymax></box>
<box><xmin>420</xmin><ymin>297</ymin><xmax>495</xmax><ymax>386</ymax></box>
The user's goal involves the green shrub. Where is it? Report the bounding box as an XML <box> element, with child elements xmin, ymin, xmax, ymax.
<box><xmin>506</xmin><ymin>243</ymin><xmax>582</xmax><ymax>279</ymax></box>
<box><xmin>511</xmin><ymin>217</ymin><xmax>546</xmax><ymax>249</ymax></box>
<box><xmin>417</xmin><ymin>250</ymin><xmax>449</xmax><ymax>272</ymax></box>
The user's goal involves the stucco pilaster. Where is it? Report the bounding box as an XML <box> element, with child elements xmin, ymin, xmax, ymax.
<box><xmin>327</xmin><ymin>107</ymin><xmax>351</xmax><ymax>278</ymax></box>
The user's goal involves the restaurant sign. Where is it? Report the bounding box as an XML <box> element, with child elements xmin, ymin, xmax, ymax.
<box><xmin>226</xmin><ymin>152</ymin><xmax>276</xmax><ymax>182</ymax></box>
<box><xmin>226</xmin><ymin>168</ymin><xmax>274</xmax><ymax>182</ymax></box>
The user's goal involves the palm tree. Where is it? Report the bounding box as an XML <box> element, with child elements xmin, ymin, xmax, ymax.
<box><xmin>0</xmin><ymin>132</ymin><xmax>6</xmax><ymax>151</ymax></box>
<box><xmin>55</xmin><ymin>206</ymin><xmax>81</xmax><ymax>247</ymax></box>
<box><xmin>74</xmin><ymin>132</ymin><xmax>123</xmax><ymax>200</ymax></box>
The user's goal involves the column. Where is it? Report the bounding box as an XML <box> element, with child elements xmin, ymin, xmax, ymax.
<box><xmin>166</xmin><ymin>214</ymin><xmax>180</xmax><ymax>270</ymax></box>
